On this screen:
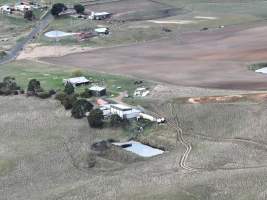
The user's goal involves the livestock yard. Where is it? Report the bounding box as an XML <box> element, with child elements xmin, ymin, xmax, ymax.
<box><xmin>1</xmin><ymin>0</ymin><xmax>267</xmax><ymax>200</ymax></box>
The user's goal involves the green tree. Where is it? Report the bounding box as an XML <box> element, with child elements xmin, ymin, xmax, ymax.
<box><xmin>74</xmin><ymin>4</ymin><xmax>85</xmax><ymax>14</ymax></box>
<box><xmin>24</xmin><ymin>10</ymin><xmax>34</xmax><ymax>21</ymax></box>
<box><xmin>110</xmin><ymin>114</ymin><xmax>123</xmax><ymax>127</ymax></box>
<box><xmin>71</xmin><ymin>99</ymin><xmax>93</xmax><ymax>119</ymax></box>
<box><xmin>80</xmin><ymin>88</ymin><xmax>92</xmax><ymax>98</ymax></box>
<box><xmin>62</xmin><ymin>94</ymin><xmax>77</xmax><ymax>110</ymax></box>
<box><xmin>87</xmin><ymin>109</ymin><xmax>104</xmax><ymax>128</ymax></box>
<box><xmin>51</xmin><ymin>3</ymin><xmax>67</xmax><ymax>16</ymax></box>
<box><xmin>64</xmin><ymin>82</ymin><xmax>74</xmax><ymax>95</ymax></box>
<box><xmin>27</xmin><ymin>79</ymin><xmax>43</xmax><ymax>94</ymax></box>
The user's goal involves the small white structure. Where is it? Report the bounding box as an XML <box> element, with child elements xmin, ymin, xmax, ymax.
<box><xmin>138</xmin><ymin>113</ymin><xmax>165</xmax><ymax>123</ymax></box>
<box><xmin>63</xmin><ymin>76</ymin><xmax>90</xmax><ymax>86</ymax></box>
<box><xmin>134</xmin><ymin>87</ymin><xmax>150</xmax><ymax>97</ymax></box>
<box><xmin>89</xmin><ymin>11</ymin><xmax>111</xmax><ymax>20</ymax></box>
<box><xmin>94</xmin><ymin>27</ymin><xmax>109</xmax><ymax>35</ymax></box>
<box><xmin>113</xmin><ymin>140</ymin><xmax>164</xmax><ymax>157</ymax></box>
<box><xmin>15</xmin><ymin>4</ymin><xmax>31</xmax><ymax>11</ymax></box>
<box><xmin>0</xmin><ymin>5</ymin><xmax>11</xmax><ymax>14</ymax></box>
<box><xmin>45</xmin><ymin>30</ymin><xmax>77</xmax><ymax>38</ymax></box>
<box><xmin>139</xmin><ymin>113</ymin><xmax>156</xmax><ymax>122</ymax></box>
<box><xmin>110</xmin><ymin>104</ymin><xmax>141</xmax><ymax>119</ymax></box>
<box><xmin>100</xmin><ymin>104</ymin><xmax>111</xmax><ymax>117</ymax></box>
<box><xmin>255</xmin><ymin>67</ymin><xmax>267</xmax><ymax>74</ymax></box>
<box><xmin>89</xmin><ymin>85</ymin><xmax>106</xmax><ymax>96</ymax></box>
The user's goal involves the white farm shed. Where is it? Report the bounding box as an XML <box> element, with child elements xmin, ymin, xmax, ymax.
<box><xmin>110</xmin><ymin>104</ymin><xmax>141</xmax><ymax>119</ymax></box>
<box><xmin>0</xmin><ymin>5</ymin><xmax>11</xmax><ymax>14</ymax></box>
<box><xmin>63</xmin><ymin>77</ymin><xmax>90</xmax><ymax>86</ymax></box>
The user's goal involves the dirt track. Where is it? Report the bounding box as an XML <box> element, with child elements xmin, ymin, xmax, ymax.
<box><xmin>42</xmin><ymin>23</ymin><xmax>267</xmax><ymax>90</ymax></box>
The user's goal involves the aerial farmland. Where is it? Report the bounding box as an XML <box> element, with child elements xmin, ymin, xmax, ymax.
<box><xmin>0</xmin><ymin>0</ymin><xmax>267</xmax><ymax>200</ymax></box>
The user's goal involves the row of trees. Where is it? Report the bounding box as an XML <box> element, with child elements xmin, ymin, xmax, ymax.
<box><xmin>51</xmin><ymin>3</ymin><xmax>85</xmax><ymax>16</ymax></box>
<box><xmin>1</xmin><ymin>76</ymin><xmax>125</xmax><ymax>129</ymax></box>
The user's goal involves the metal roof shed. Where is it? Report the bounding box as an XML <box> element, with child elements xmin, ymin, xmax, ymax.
<box><xmin>89</xmin><ymin>86</ymin><xmax>106</xmax><ymax>96</ymax></box>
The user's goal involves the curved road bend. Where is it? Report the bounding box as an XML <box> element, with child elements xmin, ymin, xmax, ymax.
<box><xmin>0</xmin><ymin>12</ymin><xmax>54</xmax><ymax>65</ymax></box>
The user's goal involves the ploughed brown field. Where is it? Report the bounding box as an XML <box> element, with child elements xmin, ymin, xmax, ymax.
<box><xmin>42</xmin><ymin>23</ymin><xmax>267</xmax><ymax>90</ymax></box>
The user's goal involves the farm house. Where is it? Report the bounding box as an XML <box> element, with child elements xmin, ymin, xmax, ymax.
<box><xmin>89</xmin><ymin>86</ymin><xmax>106</xmax><ymax>96</ymax></box>
<box><xmin>110</xmin><ymin>104</ymin><xmax>141</xmax><ymax>119</ymax></box>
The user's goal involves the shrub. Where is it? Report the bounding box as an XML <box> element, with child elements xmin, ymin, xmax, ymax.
<box><xmin>24</xmin><ymin>10</ymin><xmax>34</xmax><ymax>21</ymax></box>
<box><xmin>73</xmin><ymin>4</ymin><xmax>85</xmax><ymax>14</ymax></box>
<box><xmin>27</xmin><ymin>79</ymin><xmax>43</xmax><ymax>95</ymax></box>
<box><xmin>49</xmin><ymin>89</ymin><xmax>56</xmax><ymax>96</ymax></box>
<box><xmin>71</xmin><ymin>99</ymin><xmax>93</xmax><ymax>119</ymax></box>
<box><xmin>110</xmin><ymin>114</ymin><xmax>123</xmax><ymax>127</ymax></box>
<box><xmin>87</xmin><ymin>109</ymin><xmax>104</xmax><ymax>128</ymax></box>
<box><xmin>87</xmin><ymin>153</ymin><xmax>96</xmax><ymax>168</ymax></box>
<box><xmin>51</xmin><ymin>3</ymin><xmax>67</xmax><ymax>16</ymax></box>
<box><xmin>64</xmin><ymin>82</ymin><xmax>74</xmax><ymax>95</ymax></box>
<box><xmin>62</xmin><ymin>94</ymin><xmax>77</xmax><ymax>110</ymax></box>
<box><xmin>55</xmin><ymin>91</ymin><xmax>67</xmax><ymax>102</ymax></box>
<box><xmin>71</xmin><ymin>69</ymin><xmax>83</xmax><ymax>77</ymax></box>
<box><xmin>0</xmin><ymin>77</ymin><xmax>21</xmax><ymax>96</ymax></box>
<box><xmin>3</xmin><ymin>77</ymin><xmax>20</xmax><ymax>91</ymax></box>
<box><xmin>36</xmin><ymin>91</ymin><xmax>52</xmax><ymax>99</ymax></box>
<box><xmin>80</xmin><ymin>88</ymin><xmax>92</xmax><ymax>98</ymax></box>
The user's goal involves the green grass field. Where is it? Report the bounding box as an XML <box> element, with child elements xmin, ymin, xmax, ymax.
<box><xmin>0</xmin><ymin>60</ymin><xmax>152</xmax><ymax>95</ymax></box>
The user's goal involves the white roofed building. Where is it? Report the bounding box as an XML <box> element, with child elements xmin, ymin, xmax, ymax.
<box><xmin>63</xmin><ymin>77</ymin><xmax>90</xmax><ymax>86</ymax></box>
<box><xmin>89</xmin><ymin>85</ymin><xmax>106</xmax><ymax>96</ymax></box>
<box><xmin>110</xmin><ymin>104</ymin><xmax>141</xmax><ymax>119</ymax></box>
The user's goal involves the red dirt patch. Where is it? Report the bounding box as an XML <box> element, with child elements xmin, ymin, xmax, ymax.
<box><xmin>188</xmin><ymin>93</ymin><xmax>267</xmax><ymax>104</ymax></box>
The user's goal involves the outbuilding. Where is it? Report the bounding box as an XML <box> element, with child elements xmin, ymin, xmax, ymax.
<box><xmin>89</xmin><ymin>86</ymin><xmax>106</xmax><ymax>96</ymax></box>
<box><xmin>63</xmin><ymin>76</ymin><xmax>90</xmax><ymax>87</ymax></box>
<box><xmin>89</xmin><ymin>12</ymin><xmax>111</xmax><ymax>20</ymax></box>
<box><xmin>0</xmin><ymin>5</ymin><xmax>11</xmax><ymax>14</ymax></box>
<box><xmin>110</xmin><ymin>104</ymin><xmax>141</xmax><ymax>119</ymax></box>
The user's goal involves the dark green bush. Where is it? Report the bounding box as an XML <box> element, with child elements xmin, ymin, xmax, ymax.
<box><xmin>110</xmin><ymin>114</ymin><xmax>123</xmax><ymax>127</ymax></box>
<box><xmin>51</xmin><ymin>3</ymin><xmax>67</xmax><ymax>16</ymax></box>
<box><xmin>64</xmin><ymin>82</ymin><xmax>75</xmax><ymax>95</ymax></box>
<box><xmin>37</xmin><ymin>91</ymin><xmax>52</xmax><ymax>99</ymax></box>
<box><xmin>79</xmin><ymin>88</ymin><xmax>92</xmax><ymax>98</ymax></box>
<box><xmin>74</xmin><ymin>4</ymin><xmax>85</xmax><ymax>14</ymax></box>
<box><xmin>27</xmin><ymin>79</ymin><xmax>43</xmax><ymax>95</ymax></box>
<box><xmin>0</xmin><ymin>77</ymin><xmax>21</xmax><ymax>96</ymax></box>
<box><xmin>71</xmin><ymin>99</ymin><xmax>93</xmax><ymax>119</ymax></box>
<box><xmin>62</xmin><ymin>94</ymin><xmax>77</xmax><ymax>110</ymax></box>
<box><xmin>87</xmin><ymin>109</ymin><xmax>104</xmax><ymax>128</ymax></box>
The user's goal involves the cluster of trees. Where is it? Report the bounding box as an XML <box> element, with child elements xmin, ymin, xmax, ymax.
<box><xmin>0</xmin><ymin>76</ymin><xmax>126</xmax><ymax>130</ymax></box>
<box><xmin>51</xmin><ymin>3</ymin><xmax>67</xmax><ymax>16</ymax></box>
<box><xmin>24</xmin><ymin>10</ymin><xmax>34</xmax><ymax>21</ymax></box>
<box><xmin>51</xmin><ymin>3</ymin><xmax>85</xmax><ymax>16</ymax></box>
<box><xmin>55</xmin><ymin>82</ymin><xmax>95</xmax><ymax>119</ymax></box>
<box><xmin>27</xmin><ymin>79</ymin><xmax>55</xmax><ymax>99</ymax></box>
<box><xmin>0</xmin><ymin>77</ymin><xmax>22</xmax><ymax>95</ymax></box>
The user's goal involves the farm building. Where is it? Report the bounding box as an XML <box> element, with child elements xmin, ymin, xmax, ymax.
<box><xmin>63</xmin><ymin>77</ymin><xmax>90</xmax><ymax>86</ymax></box>
<box><xmin>89</xmin><ymin>12</ymin><xmax>111</xmax><ymax>20</ymax></box>
<box><xmin>15</xmin><ymin>4</ymin><xmax>31</xmax><ymax>11</ymax></box>
<box><xmin>0</xmin><ymin>5</ymin><xmax>11</xmax><ymax>14</ymax></box>
<box><xmin>94</xmin><ymin>27</ymin><xmax>109</xmax><ymax>35</ymax></box>
<box><xmin>89</xmin><ymin>86</ymin><xmax>106</xmax><ymax>96</ymax></box>
<box><xmin>99</xmin><ymin>104</ymin><xmax>111</xmax><ymax>117</ymax></box>
<box><xmin>110</xmin><ymin>104</ymin><xmax>141</xmax><ymax>119</ymax></box>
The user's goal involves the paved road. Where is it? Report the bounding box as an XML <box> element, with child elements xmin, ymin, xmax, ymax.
<box><xmin>0</xmin><ymin>12</ymin><xmax>54</xmax><ymax>65</ymax></box>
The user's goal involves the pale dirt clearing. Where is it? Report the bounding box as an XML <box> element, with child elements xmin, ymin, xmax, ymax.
<box><xmin>17</xmin><ymin>44</ymin><xmax>96</xmax><ymax>60</ymax></box>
